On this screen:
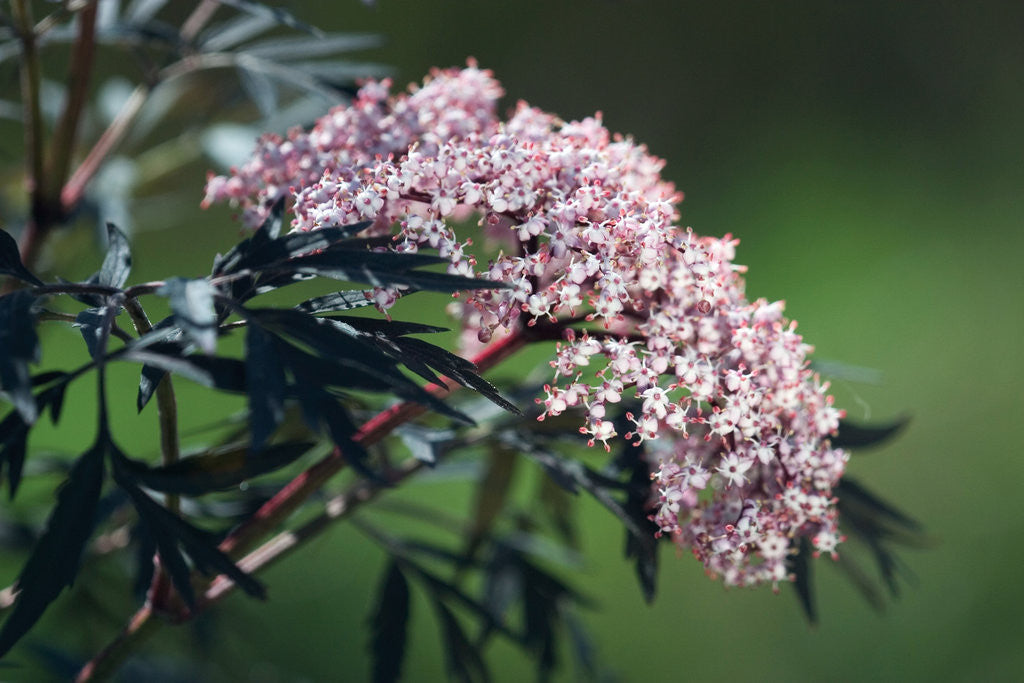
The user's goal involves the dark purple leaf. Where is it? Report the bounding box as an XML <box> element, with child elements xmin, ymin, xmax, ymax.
<box><xmin>0</xmin><ymin>291</ymin><xmax>40</xmax><ymax>423</ymax></box>
<box><xmin>245</xmin><ymin>324</ymin><xmax>287</xmax><ymax>450</ymax></box>
<box><xmin>0</xmin><ymin>439</ymin><xmax>105</xmax><ymax>657</ymax></box>
<box><xmin>0</xmin><ymin>229</ymin><xmax>43</xmax><ymax>287</ymax></box>
<box><xmin>368</xmin><ymin>561</ymin><xmax>411</xmax><ymax>683</ymax></box>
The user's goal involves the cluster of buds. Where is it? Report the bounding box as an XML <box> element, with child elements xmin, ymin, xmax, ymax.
<box><xmin>204</xmin><ymin>62</ymin><xmax>848</xmax><ymax>589</ymax></box>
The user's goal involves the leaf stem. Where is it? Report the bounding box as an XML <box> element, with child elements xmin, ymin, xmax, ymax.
<box><xmin>123</xmin><ymin>297</ymin><xmax>182</xmax><ymax>615</ymax></box>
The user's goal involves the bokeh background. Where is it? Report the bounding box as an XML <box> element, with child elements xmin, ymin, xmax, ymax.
<box><xmin>3</xmin><ymin>1</ymin><xmax>1023</xmax><ymax>681</ymax></box>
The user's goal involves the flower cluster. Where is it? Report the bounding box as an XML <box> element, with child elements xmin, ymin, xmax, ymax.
<box><xmin>204</xmin><ymin>62</ymin><xmax>848</xmax><ymax>589</ymax></box>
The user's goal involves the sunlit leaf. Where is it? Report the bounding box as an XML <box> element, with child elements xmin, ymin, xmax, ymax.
<box><xmin>158</xmin><ymin>278</ymin><xmax>218</xmax><ymax>354</ymax></box>
<box><xmin>97</xmin><ymin>223</ymin><xmax>132</xmax><ymax>289</ymax></box>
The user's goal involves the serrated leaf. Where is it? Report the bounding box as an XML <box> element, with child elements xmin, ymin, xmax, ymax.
<box><xmin>0</xmin><ymin>229</ymin><xmax>43</xmax><ymax>287</ymax></box>
<box><xmin>833</xmin><ymin>417</ymin><xmax>910</xmax><ymax>450</ymax></box>
<box><xmin>113</xmin><ymin>456</ymin><xmax>265</xmax><ymax>603</ymax></box>
<box><xmin>97</xmin><ymin>223</ymin><xmax>132</xmax><ymax>288</ymax></box>
<box><xmin>246</xmin><ymin>324</ymin><xmax>287</xmax><ymax>450</ymax></box>
<box><xmin>258</xmin><ymin>310</ymin><xmax>473</xmax><ymax>424</ymax></box>
<box><xmin>431</xmin><ymin>599</ymin><xmax>490</xmax><ymax>683</ymax></box>
<box><xmin>0</xmin><ymin>440</ymin><xmax>105</xmax><ymax>657</ymax></box>
<box><xmin>235</xmin><ymin>223</ymin><xmax>373</xmax><ymax>272</ymax></box>
<box><xmin>121</xmin><ymin>440</ymin><xmax>313</xmax><ymax>495</ymax></box>
<box><xmin>158</xmin><ymin>278</ymin><xmax>219</xmax><ymax>354</ymax></box>
<box><xmin>788</xmin><ymin>537</ymin><xmax>817</xmax><ymax>625</ymax></box>
<box><xmin>369</xmin><ymin>561</ymin><xmax>411</xmax><ymax>683</ymax></box>
<box><xmin>0</xmin><ymin>291</ymin><xmax>40</xmax><ymax>423</ymax></box>
<box><xmin>295</xmin><ymin>290</ymin><xmax>375</xmax><ymax>314</ymax></box>
<box><xmin>393</xmin><ymin>337</ymin><xmax>519</xmax><ymax>415</ymax></box>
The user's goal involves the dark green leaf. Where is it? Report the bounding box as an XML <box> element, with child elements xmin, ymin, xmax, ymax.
<box><xmin>431</xmin><ymin>599</ymin><xmax>490</xmax><ymax>683</ymax></box>
<box><xmin>0</xmin><ymin>410</ymin><xmax>29</xmax><ymax>499</ymax></box>
<box><xmin>158</xmin><ymin>278</ymin><xmax>219</xmax><ymax>354</ymax></box>
<box><xmin>0</xmin><ymin>229</ymin><xmax>43</xmax><ymax>287</ymax></box>
<box><xmin>246</xmin><ymin>324</ymin><xmax>287</xmax><ymax>450</ymax></box>
<box><xmin>97</xmin><ymin>223</ymin><xmax>132</xmax><ymax>288</ymax></box>
<box><xmin>833</xmin><ymin>417</ymin><xmax>909</xmax><ymax>450</ymax></box>
<box><xmin>121</xmin><ymin>441</ymin><xmax>314</xmax><ymax>495</ymax></box>
<box><xmin>0</xmin><ymin>440</ymin><xmax>105</xmax><ymax>657</ymax></box>
<box><xmin>788</xmin><ymin>537</ymin><xmax>817</xmax><ymax>625</ymax></box>
<box><xmin>0</xmin><ymin>291</ymin><xmax>40</xmax><ymax>423</ymax></box>
<box><xmin>368</xmin><ymin>561</ymin><xmax>411</xmax><ymax>683</ymax></box>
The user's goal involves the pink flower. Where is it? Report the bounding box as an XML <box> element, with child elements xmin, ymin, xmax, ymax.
<box><xmin>205</xmin><ymin>62</ymin><xmax>851</xmax><ymax>590</ymax></box>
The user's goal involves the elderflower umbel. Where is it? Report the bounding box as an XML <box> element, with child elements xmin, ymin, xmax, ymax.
<box><xmin>205</xmin><ymin>62</ymin><xmax>849</xmax><ymax>590</ymax></box>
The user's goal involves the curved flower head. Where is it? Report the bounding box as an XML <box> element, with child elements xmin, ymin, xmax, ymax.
<box><xmin>205</xmin><ymin>62</ymin><xmax>849</xmax><ymax>589</ymax></box>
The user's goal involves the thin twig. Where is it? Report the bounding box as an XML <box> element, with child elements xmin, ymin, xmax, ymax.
<box><xmin>123</xmin><ymin>297</ymin><xmax>181</xmax><ymax>615</ymax></box>
<box><xmin>43</xmin><ymin>0</ymin><xmax>99</xmax><ymax>209</ymax></box>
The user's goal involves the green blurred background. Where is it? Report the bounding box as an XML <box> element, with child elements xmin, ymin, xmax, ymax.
<box><xmin>4</xmin><ymin>1</ymin><xmax>1024</xmax><ymax>681</ymax></box>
